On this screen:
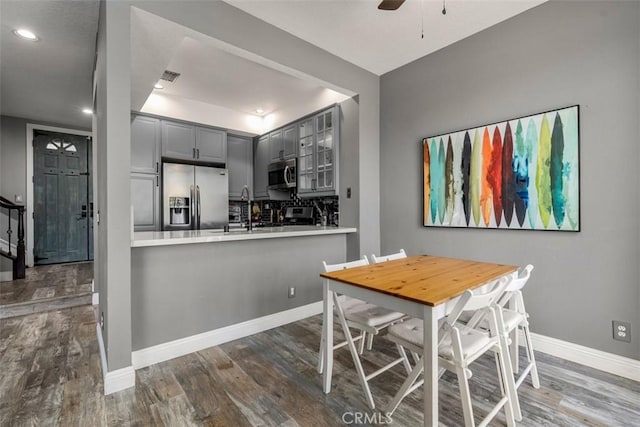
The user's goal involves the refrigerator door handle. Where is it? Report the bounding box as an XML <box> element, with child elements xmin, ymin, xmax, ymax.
<box><xmin>190</xmin><ymin>185</ymin><xmax>195</xmax><ymax>229</ymax></box>
<box><xmin>196</xmin><ymin>185</ymin><xmax>201</xmax><ymax>230</ymax></box>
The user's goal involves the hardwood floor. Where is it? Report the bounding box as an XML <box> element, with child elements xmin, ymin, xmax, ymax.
<box><xmin>0</xmin><ymin>262</ymin><xmax>92</xmax><ymax>319</ymax></box>
<box><xmin>1</xmin><ymin>304</ymin><xmax>638</xmax><ymax>426</ymax></box>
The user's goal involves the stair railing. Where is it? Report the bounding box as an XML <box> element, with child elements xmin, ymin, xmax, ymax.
<box><xmin>0</xmin><ymin>196</ymin><xmax>26</xmax><ymax>280</ymax></box>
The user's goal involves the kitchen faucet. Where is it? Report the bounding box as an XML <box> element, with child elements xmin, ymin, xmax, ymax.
<box><xmin>240</xmin><ymin>185</ymin><xmax>252</xmax><ymax>231</ymax></box>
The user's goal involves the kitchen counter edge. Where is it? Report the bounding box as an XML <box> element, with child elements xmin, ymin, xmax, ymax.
<box><xmin>131</xmin><ymin>226</ymin><xmax>357</xmax><ymax>248</ymax></box>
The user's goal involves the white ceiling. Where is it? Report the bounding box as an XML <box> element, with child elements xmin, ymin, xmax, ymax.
<box><xmin>226</xmin><ymin>0</ymin><xmax>546</xmax><ymax>76</ymax></box>
<box><xmin>0</xmin><ymin>0</ymin><xmax>545</xmax><ymax>130</ymax></box>
<box><xmin>162</xmin><ymin>37</ymin><xmax>348</xmax><ymax>117</ymax></box>
<box><xmin>0</xmin><ymin>0</ymin><xmax>99</xmax><ymax>128</ymax></box>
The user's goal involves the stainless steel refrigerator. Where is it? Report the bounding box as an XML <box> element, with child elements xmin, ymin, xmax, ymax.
<box><xmin>163</xmin><ymin>163</ymin><xmax>228</xmax><ymax>230</ymax></box>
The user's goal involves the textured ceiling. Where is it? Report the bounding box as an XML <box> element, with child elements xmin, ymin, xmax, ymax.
<box><xmin>0</xmin><ymin>0</ymin><xmax>99</xmax><ymax>128</ymax></box>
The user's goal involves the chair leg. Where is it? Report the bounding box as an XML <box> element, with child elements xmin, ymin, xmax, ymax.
<box><xmin>396</xmin><ymin>343</ymin><xmax>413</xmax><ymax>375</ymax></box>
<box><xmin>386</xmin><ymin>356</ymin><xmax>424</xmax><ymax>416</ymax></box>
<box><xmin>367</xmin><ymin>332</ymin><xmax>374</xmax><ymax>351</ymax></box>
<box><xmin>495</xmin><ymin>342</ymin><xmax>518</xmax><ymax>427</ymax></box>
<box><xmin>510</xmin><ymin>327</ymin><xmax>519</xmax><ymax>374</ymax></box>
<box><xmin>522</xmin><ymin>324</ymin><xmax>541</xmax><ymax>389</ymax></box>
<box><xmin>455</xmin><ymin>364</ymin><xmax>476</xmax><ymax>427</ymax></box>
<box><xmin>333</xmin><ymin>293</ymin><xmax>376</xmax><ymax>409</ymax></box>
<box><xmin>358</xmin><ymin>332</ymin><xmax>366</xmax><ymax>355</ymax></box>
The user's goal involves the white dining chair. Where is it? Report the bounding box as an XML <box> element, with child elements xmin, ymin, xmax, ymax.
<box><xmin>370</xmin><ymin>248</ymin><xmax>407</xmax><ymax>263</ymax></box>
<box><xmin>363</xmin><ymin>248</ymin><xmax>410</xmax><ymax>351</ymax></box>
<box><xmin>464</xmin><ymin>265</ymin><xmax>539</xmax><ymax>395</ymax></box>
<box><xmin>385</xmin><ymin>277</ymin><xmax>519</xmax><ymax>427</ymax></box>
<box><xmin>319</xmin><ymin>256</ymin><xmax>409</xmax><ymax>409</ymax></box>
<box><xmin>496</xmin><ymin>264</ymin><xmax>540</xmax><ymax>390</ymax></box>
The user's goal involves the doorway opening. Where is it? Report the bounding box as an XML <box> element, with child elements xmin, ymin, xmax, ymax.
<box><xmin>32</xmin><ymin>130</ymin><xmax>94</xmax><ymax>265</ymax></box>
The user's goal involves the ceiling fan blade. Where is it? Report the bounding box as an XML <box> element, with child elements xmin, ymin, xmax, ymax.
<box><xmin>378</xmin><ymin>0</ymin><xmax>406</xmax><ymax>11</ymax></box>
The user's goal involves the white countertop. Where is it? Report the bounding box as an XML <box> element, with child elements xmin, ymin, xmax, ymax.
<box><xmin>131</xmin><ymin>226</ymin><xmax>357</xmax><ymax>247</ymax></box>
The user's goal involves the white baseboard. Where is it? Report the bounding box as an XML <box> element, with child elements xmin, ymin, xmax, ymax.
<box><xmin>104</xmin><ymin>366</ymin><xmax>136</xmax><ymax>395</ymax></box>
<box><xmin>0</xmin><ymin>271</ymin><xmax>12</xmax><ymax>282</ymax></box>
<box><xmin>96</xmin><ymin>324</ymin><xmax>136</xmax><ymax>395</ymax></box>
<box><xmin>526</xmin><ymin>331</ymin><xmax>640</xmax><ymax>382</ymax></box>
<box><xmin>92</xmin><ymin>292</ymin><xmax>99</xmax><ymax>305</ymax></box>
<box><xmin>132</xmin><ymin>301</ymin><xmax>323</xmax><ymax>370</ymax></box>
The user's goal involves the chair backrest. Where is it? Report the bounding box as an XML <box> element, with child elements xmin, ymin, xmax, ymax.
<box><xmin>505</xmin><ymin>264</ymin><xmax>534</xmax><ymax>293</ymax></box>
<box><xmin>323</xmin><ymin>256</ymin><xmax>369</xmax><ymax>273</ymax></box>
<box><xmin>444</xmin><ymin>277</ymin><xmax>511</xmax><ymax>330</ymax></box>
<box><xmin>496</xmin><ymin>264</ymin><xmax>534</xmax><ymax>311</ymax></box>
<box><xmin>370</xmin><ymin>249</ymin><xmax>407</xmax><ymax>263</ymax></box>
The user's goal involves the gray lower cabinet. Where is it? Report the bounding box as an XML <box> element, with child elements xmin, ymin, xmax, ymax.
<box><xmin>253</xmin><ymin>135</ymin><xmax>270</xmax><ymax>200</ymax></box>
<box><xmin>162</xmin><ymin>120</ymin><xmax>227</xmax><ymax>164</ymax></box>
<box><xmin>228</xmin><ymin>135</ymin><xmax>253</xmax><ymax>200</ymax></box>
<box><xmin>131</xmin><ymin>172</ymin><xmax>160</xmax><ymax>231</ymax></box>
<box><xmin>131</xmin><ymin>115</ymin><xmax>160</xmax><ymax>174</ymax></box>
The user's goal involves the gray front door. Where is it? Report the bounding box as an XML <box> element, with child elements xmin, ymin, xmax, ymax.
<box><xmin>33</xmin><ymin>132</ymin><xmax>92</xmax><ymax>264</ymax></box>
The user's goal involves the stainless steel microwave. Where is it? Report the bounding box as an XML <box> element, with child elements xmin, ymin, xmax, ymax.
<box><xmin>268</xmin><ymin>159</ymin><xmax>296</xmax><ymax>190</ymax></box>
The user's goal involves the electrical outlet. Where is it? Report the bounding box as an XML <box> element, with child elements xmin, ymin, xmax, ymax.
<box><xmin>347</xmin><ymin>187</ymin><xmax>351</xmax><ymax>199</ymax></box>
<box><xmin>612</xmin><ymin>320</ymin><xmax>631</xmax><ymax>343</ymax></box>
<box><xmin>288</xmin><ymin>287</ymin><xmax>296</xmax><ymax>298</ymax></box>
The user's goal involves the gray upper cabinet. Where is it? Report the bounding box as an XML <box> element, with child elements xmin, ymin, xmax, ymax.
<box><xmin>269</xmin><ymin>129</ymin><xmax>283</xmax><ymax>162</ymax></box>
<box><xmin>298</xmin><ymin>106</ymin><xmax>339</xmax><ymax>197</ymax></box>
<box><xmin>228</xmin><ymin>135</ymin><xmax>253</xmax><ymax>200</ymax></box>
<box><xmin>162</xmin><ymin>120</ymin><xmax>227</xmax><ymax>164</ymax></box>
<box><xmin>131</xmin><ymin>115</ymin><xmax>160</xmax><ymax>174</ymax></box>
<box><xmin>131</xmin><ymin>172</ymin><xmax>160</xmax><ymax>231</ymax></box>
<box><xmin>282</xmin><ymin>124</ymin><xmax>297</xmax><ymax>159</ymax></box>
<box><xmin>253</xmin><ymin>135</ymin><xmax>270</xmax><ymax>200</ymax></box>
<box><xmin>268</xmin><ymin>125</ymin><xmax>297</xmax><ymax>162</ymax></box>
<box><xmin>196</xmin><ymin>127</ymin><xmax>227</xmax><ymax>164</ymax></box>
<box><xmin>161</xmin><ymin>120</ymin><xmax>196</xmax><ymax>161</ymax></box>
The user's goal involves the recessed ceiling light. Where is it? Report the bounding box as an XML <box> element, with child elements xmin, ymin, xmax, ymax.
<box><xmin>154</xmin><ymin>82</ymin><xmax>164</xmax><ymax>90</ymax></box>
<box><xmin>82</xmin><ymin>108</ymin><xmax>93</xmax><ymax>115</ymax></box>
<box><xmin>256</xmin><ymin>109</ymin><xmax>265</xmax><ymax>115</ymax></box>
<box><xmin>13</xmin><ymin>28</ymin><xmax>39</xmax><ymax>41</ymax></box>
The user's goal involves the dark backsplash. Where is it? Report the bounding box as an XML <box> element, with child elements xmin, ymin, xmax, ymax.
<box><xmin>230</xmin><ymin>196</ymin><xmax>339</xmax><ymax>226</ymax></box>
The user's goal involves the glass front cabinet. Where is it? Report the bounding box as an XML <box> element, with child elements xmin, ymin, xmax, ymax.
<box><xmin>297</xmin><ymin>106</ymin><xmax>339</xmax><ymax>197</ymax></box>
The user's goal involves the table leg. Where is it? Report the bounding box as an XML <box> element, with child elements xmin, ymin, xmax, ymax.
<box><xmin>323</xmin><ymin>279</ymin><xmax>333</xmax><ymax>394</ymax></box>
<box><xmin>423</xmin><ymin>306</ymin><xmax>438</xmax><ymax>427</ymax></box>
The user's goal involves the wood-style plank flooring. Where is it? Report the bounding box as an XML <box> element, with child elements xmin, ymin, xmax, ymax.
<box><xmin>1</xmin><ymin>304</ymin><xmax>638</xmax><ymax>426</ymax></box>
<box><xmin>0</xmin><ymin>263</ymin><xmax>92</xmax><ymax>319</ymax></box>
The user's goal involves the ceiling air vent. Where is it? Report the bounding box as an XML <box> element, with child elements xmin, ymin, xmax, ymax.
<box><xmin>160</xmin><ymin>70</ymin><xmax>181</xmax><ymax>82</ymax></box>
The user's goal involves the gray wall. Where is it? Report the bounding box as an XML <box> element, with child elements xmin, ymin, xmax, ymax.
<box><xmin>380</xmin><ymin>1</ymin><xmax>639</xmax><ymax>359</ymax></box>
<box><xmin>95</xmin><ymin>0</ymin><xmax>133</xmax><ymax>371</ymax></box>
<box><xmin>131</xmin><ymin>235</ymin><xmax>347</xmax><ymax>350</ymax></box>
<box><xmin>96</xmin><ymin>0</ymin><xmax>380</xmax><ymax>372</ymax></box>
<box><xmin>339</xmin><ymin>97</ymin><xmax>360</xmax><ymax>260</ymax></box>
<box><xmin>0</xmin><ymin>115</ymin><xmax>90</xmax><ymax>273</ymax></box>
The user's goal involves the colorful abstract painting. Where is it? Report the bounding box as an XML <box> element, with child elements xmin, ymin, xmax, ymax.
<box><xmin>423</xmin><ymin>105</ymin><xmax>579</xmax><ymax>231</ymax></box>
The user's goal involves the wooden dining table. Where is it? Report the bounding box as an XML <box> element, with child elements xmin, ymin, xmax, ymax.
<box><xmin>320</xmin><ymin>254</ymin><xmax>517</xmax><ymax>426</ymax></box>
